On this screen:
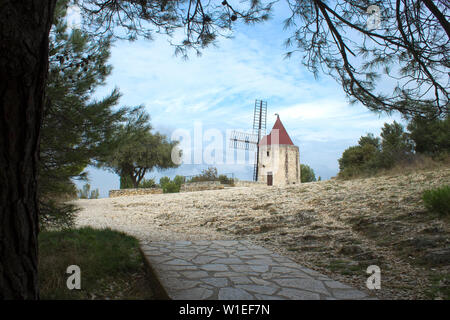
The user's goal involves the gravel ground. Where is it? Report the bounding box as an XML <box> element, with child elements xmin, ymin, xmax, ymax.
<box><xmin>74</xmin><ymin>168</ymin><xmax>450</xmax><ymax>300</ymax></box>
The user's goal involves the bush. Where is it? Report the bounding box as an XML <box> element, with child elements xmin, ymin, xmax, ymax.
<box><xmin>218</xmin><ymin>174</ymin><xmax>234</xmax><ymax>185</ymax></box>
<box><xmin>162</xmin><ymin>181</ymin><xmax>181</xmax><ymax>193</ymax></box>
<box><xmin>78</xmin><ymin>183</ymin><xmax>99</xmax><ymax>199</ymax></box>
<box><xmin>422</xmin><ymin>185</ymin><xmax>450</xmax><ymax>216</ymax></box>
<box><xmin>189</xmin><ymin>167</ymin><xmax>218</xmax><ymax>182</ymax></box>
<box><xmin>159</xmin><ymin>176</ymin><xmax>183</xmax><ymax>193</ymax></box>
<box><xmin>159</xmin><ymin>176</ymin><xmax>170</xmax><ymax>187</ymax></box>
<box><xmin>139</xmin><ymin>178</ymin><xmax>156</xmax><ymax>188</ymax></box>
<box><xmin>39</xmin><ymin>200</ymin><xmax>79</xmax><ymax>230</ymax></box>
<box><xmin>300</xmin><ymin>164</ymin><xmax>316</xmax><ymax>183</ymax></box>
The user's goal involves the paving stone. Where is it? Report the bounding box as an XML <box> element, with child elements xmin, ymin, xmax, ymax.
<box><xmin>249</xmin><ymin>265</ymin><xmax>269</xmax><ymax>273</ymax></box>
<box><xmin>250</xmin><ymin>277</ymin><xmax>272</xmax><ymax>286</ymax></box>
<box><xmin>212</xmin><ymin>258</ymin><xmax>243</xmax><ymax>264</ymax></box>
<box><xmin>170</xmin><ymin>252</ymin><xmax>198</xmax><ymax>260</ymax></box>
<box><xmin>245</xmin><ymin>259</ymin><xmax>277</xmax><ymax>266</ymax></box>
<box><xmin>218</xmin><ymin>288</ymin><xmax>254</xmax><ymax>300</ymax></box>
<box><xmin>148</xmin><ymin>255</ymin><xmax>173</xmax><ymax>263</ymax></box>
<box><xmin>165</xmin><ymin>259</ymin><xmax>194</xmax><ymax>266</ymax></box>
<box><xmin>181</xmin><ymin>270</ymin><xmax>209</xmax><ymax>279</ymax></box>
<box><xmin>173</xmin><ymin>241</ymin><xmax>192</xmax><ymax>246</ymax></box>
<box><xmin>324</xmin><ymin>280</ymin><xmax>352</xmax><ymax>289</ymax></box>
<box><xmin>273</xmin><ymin>278</ymin><xmax>330</xmax><ymax>295</ymax></box>
<box><xmin>214</xmin><ymin>272</ymin><xmax>242</xmax><ymax>277</ymax></box>
<box><xmin>163</xmin><ymin>278</ymin><xmax>199</xmax><ymax>290</ymax></box>
<box><xmin>174</xmin><ymin>287</ymin><xmax>214</xmax><ymax>300</ymax></box>
<box><xmin>212</xmin><ymin>240</ymin><xmax>239</xmax><ymax>246</ymax></box>
<box><xmin>141</xmin><ymin>240</ymin><xmax>370</xmax><ymax>300</ymax></box>
<box><xmin>236</xmin><ymin>284</ymin><xmax>278</xmax><ymax>295</ymax></box>
<box><xmin>278</xmin><ymin>288</ymin><xmax>321</xmax><ymax>300</ymax></box>
<box><xmin>331</xmin><ymin>289</ymin><xmax>368</xmax><ymax>299</ymax></box>
<box><xmin>202</xmin><ymin>277</ymin><xmax>229</xmax><ymax>287</ymax></box>
<box><xmin>200</xmin><ymin>264</ymin><xmax>229</xmax><ymax>272</ymax></box>
<box><xmin>203</xmin><ymin>251</ymin><xmax>228</xmax><ymax>258</ymax></box>
<box><xmin>192</xmin><ymin>256</ymin><xmax>217</xmax><ymax>264</ymax></box>
<box><xmin>271</xmin><ymin>266</ymin><xmax>304</xmax><ymax>273</ymax></box>
<box><xmin>230</xmin><ymin>276</ymin><xmax>253</xmax><ymax>284</ymax></box>
<box><xmin>256</xmin><ymin>294</ymin><xmax>287</xmax><ymax>300</ymax></box>
<box><xmin>230</xmin><ymin>264</ymin><xmax>255</xmax><ymax>272</ymax></box>
<box><xmin>164</xmin><ymin>265</ymin><xmax>198</xmax><ymax>271</ymax></box>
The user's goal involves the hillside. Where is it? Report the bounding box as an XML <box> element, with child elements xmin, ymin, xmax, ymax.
<box><xmin>74</xmin><ymin>167</ymin><xmax>450</xmax><ymax>299</ymax></box>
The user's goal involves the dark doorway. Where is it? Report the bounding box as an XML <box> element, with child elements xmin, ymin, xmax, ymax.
<box><xmin>267</xmin><ymin>172</ymin><xmax>273</xmax><ymax>186</ymax></box>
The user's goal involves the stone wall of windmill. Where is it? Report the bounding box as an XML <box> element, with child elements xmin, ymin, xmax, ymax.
<box><xmin>256</xmin><ymin>115</ymin><xmax>301</xmax><ymax>186</ymax></box>
<box><xmin>258</xmin><ymin>144</ymin><xmax>300</xmax><ymax>186</ymax></box>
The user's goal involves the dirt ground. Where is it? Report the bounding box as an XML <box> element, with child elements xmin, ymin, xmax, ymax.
<box><xmin>74</xmin><ymin>168</ymin><xmax>450</xmax><ymax>300</ymax></box>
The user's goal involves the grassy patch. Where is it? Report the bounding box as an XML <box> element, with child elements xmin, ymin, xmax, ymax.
<box><xmin>39</xmin><ymin>227</ymin><xmax>154</xmax><ymax>300</ymax></box>
<box><xmin>328</xmin><ymin>259</ymin><xmax>361</xmax><ymax>275</ymax></box>
<box><xmin>425</xmin><ymin>273</ymin><xmax>450</xmax><ymax>300</ymax></box>
<box><xmin>422</xmin><ymin>185</ymin><xmax>450</xmax><ymax>216</ymax></box>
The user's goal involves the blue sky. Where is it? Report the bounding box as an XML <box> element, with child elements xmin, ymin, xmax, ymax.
<box><xmin>71</xmin><ymin>2</ymin><xmax>403</xmax><ymax>197</ymax></box>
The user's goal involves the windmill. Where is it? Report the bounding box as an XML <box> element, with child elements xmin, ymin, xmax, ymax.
<box><xmin>229</xmin><ymin>100</ymin><xmax>267</xmax><ymax>181</ymax></box>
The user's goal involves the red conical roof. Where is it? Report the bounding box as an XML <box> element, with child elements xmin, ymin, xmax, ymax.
<box><xmin>259</xmin><ymin>115</ymin><xmax>294</xmax><ymax>146</ymax></box>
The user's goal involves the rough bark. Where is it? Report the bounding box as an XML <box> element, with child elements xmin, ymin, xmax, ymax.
<box><xmin>0</xmin><ymin>0</ymin><xmax>57</xmax><ymax>299</ymax></box>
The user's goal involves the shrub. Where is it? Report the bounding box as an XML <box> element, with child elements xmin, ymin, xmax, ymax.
<box><xmin>78</xmin><ymin>183</ymin><xmax>99</xmax><ymax>199</ymax></box>
<box><xmin>39</xmin><ymin>200</ymin><xmax>79</xmax><ymax>230</ymax></box>
<box><xmin>300</xmin><ymin>164</ymin><xmax>316</xmax><ymax>183</ymax></box>
<box><xmin>159</xmin><ymin>176</ymin><xmax>183</xmax><ymax>193</ymax></box>
<box><xmin>218</xmin><ymin>174</ymin><xmax>234</xmax><ymax>185</ymax></box>
<box><xmin>162</xmin><ymin>181</ymin><xmax>180</xmax><ymax>193</ymax></box>
<box><xmin>159</xmin><ymin>176</ymin><xmax>170</xmax><ymax>187</ymax></box>
<box><xmin>422</xmin><ymin>185</ymin><xmax>450</xmax><ymax>216</ymax></box>
<box><xmin>189</xmin><ymin>167</ymin><xmax>218</xmax><ymax>182</ymax></box>
<box><xmin>139</xmin><ymin>178</ymin><xmax>156</xmax><ymax>188</ymax></box>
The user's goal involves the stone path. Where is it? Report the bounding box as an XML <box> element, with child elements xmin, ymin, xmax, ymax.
<box><xmin>141</xmin><ymin>240</ymin><xmax>373</xmax><ymax>300</ymax></box>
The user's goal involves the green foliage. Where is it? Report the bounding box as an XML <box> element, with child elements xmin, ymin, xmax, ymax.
<box><xmin>162</xmin><ymin>181</ymin><xmax>181</xmax><ymax>193</ymax></box>
<box><xmin>39</xmin><ymin>200</ymin><xmax>79</xmax><ymax>231</ymax></box>
<box><xmin>40</xmin><ymin>1</ymin><xmax>127</xmax><ymax>228</ymax></box>
<box><xmin>407</xmin><ymin>115</ymin><xmax>450</xmax><ymax>158</ymax></box>
<box><xmin>188</xmin><ymin>167</ymin><xmax>218</xmax><ymax>182</ymax></box>
<box><xmin>99</xmin><ymin>107</ymin><xmax>181</xmax><ymax>188</ymax></box>
<box><xmin>422</xmin><ymin>185</ymin><xmax>450</xmax><ymax>217</ymax></box>
<box><xmin>218</xmin><ymin>174</ymin><xmax>235</xmax><ymax>185</ymax></box>
<box><xmin>379</xmin><ymin>121</ymin><xmax>413</xmax><ymax>168</ymax></box>
<box><xmin>173</xmin><ymin>175</ymin><xmax>185</xmax><ymax>186</ymax></box>
<box><xmin>120</xmin><ymin>175</ymin><xmax>133</xmax><ymax>189</ymax></box>
<box><xmin>38</xmin><ymin>227</ymin><xmax>152</xmax><ymax>299</ymax></box>
<box><xmin>338</xmin><ymin>122</ymin><xmax>414</xmax><ymax>179</ymax></box>
<box><xmin>78</xmin><ymin>183</ymin><xmax>99</xmax><ymax>199</ymax></box>
<box><xmin>159</xmin><ymin>176</ymin><xmax>183</xmax><ymax>193</ymax></box>
<box><xmin>139</xmin><ymin>178</ymin><xmax>156</xmax><ymax>188</ymax></box>
<box><xmin>300</xmin><ymin>164</ymin><xmax>316</xmax><ymax>183</ymax></box>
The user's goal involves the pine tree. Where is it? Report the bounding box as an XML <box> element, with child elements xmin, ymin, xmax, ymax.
<box><xmin>39</xmin><ymin>1</ymin><xmax>128</xmax><ymax>226</ymax></box>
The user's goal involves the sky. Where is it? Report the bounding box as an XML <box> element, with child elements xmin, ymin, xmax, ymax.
<box><xmin>70</xmin><ymin>2</ymin><xmax>404</xmax><ymax>198</ymax></box>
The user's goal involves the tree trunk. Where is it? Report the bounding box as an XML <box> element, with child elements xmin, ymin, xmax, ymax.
<box><xmin>0</xmin><ymin>0</ymin><xmax>56</xmax><ymax>299</ymax></box>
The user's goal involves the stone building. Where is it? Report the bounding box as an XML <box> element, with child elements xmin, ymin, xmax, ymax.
<box><xmin>257</xmin><ymin>115</ymin><xmax>300</xmax><ymax>186</ymax></box>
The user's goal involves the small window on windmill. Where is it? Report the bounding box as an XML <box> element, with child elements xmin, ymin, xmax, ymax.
<box><xmin>267</xmin><ymin>151</ymin><xmax>270</xmax><ymax>157</ymax></box>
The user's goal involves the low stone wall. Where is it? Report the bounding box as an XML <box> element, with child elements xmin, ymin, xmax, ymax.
<box><xmin>234</xmin><ymin>180</ymin><xmax>266</xmax><ymax>187</ymax></box>
<box><xmin>109</xmin><ymin>188</ymin><xmax>163</xmax><ymax>198</ymax></box>
<box><xmin>181</xmin><ymin>181</ymin><xmax>225</xmax><ymax>192</ymax></box>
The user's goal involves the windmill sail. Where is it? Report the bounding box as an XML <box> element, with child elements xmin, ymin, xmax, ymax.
<box><xmin>229</xmin><ymin>100</ymin><xmax>267</xmax><ymax>181</ymax></box>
